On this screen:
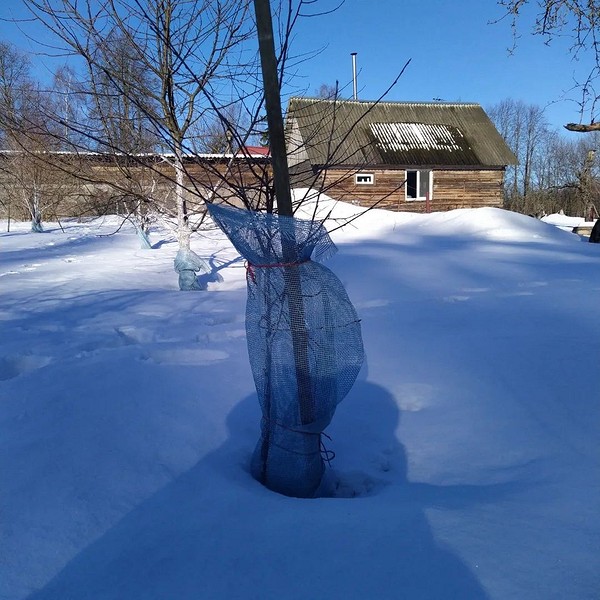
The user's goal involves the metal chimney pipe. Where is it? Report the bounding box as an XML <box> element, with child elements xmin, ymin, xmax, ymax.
<box><xmin>351</xmin><ymin>52</ymin><xmax>358</xmax><ymax>100</ymax></box>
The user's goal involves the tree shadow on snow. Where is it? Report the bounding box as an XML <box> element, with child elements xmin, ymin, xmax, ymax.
<box><xmin>197</xmin><ymin>254</ymin><xmax>244</xmax><ymax>289</ymax></box>
<box><xmin>26</xmin><ymin>377</ymin><xmax>527</xmax><ymax>600</ymax></box>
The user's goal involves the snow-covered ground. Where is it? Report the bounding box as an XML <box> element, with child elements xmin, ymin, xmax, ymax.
<box><xmin>541</xmin><ymin>212</ymin><xmax>594</xmax><ymax>232</ymax></box>
<box><xmin>1</xmin><ymin>198</ymin><xmax>599</xmax><ymax>600</ymax></box>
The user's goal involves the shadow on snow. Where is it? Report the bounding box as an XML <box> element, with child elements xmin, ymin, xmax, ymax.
<box><xmin>26</xmin><ymin>378</ymin><xmax>529</xmax><ymax>600</ymax></box>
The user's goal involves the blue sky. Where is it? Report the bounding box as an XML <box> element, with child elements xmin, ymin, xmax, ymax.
<box><xmin>287</xmin><ymin>0</ymin><xmax>591</xmax><ymax>135</ymax></box>
<box><xmin>0</xmin><ymin>0</ymin><xmax>592</xmax><ymax>135</ymax></box>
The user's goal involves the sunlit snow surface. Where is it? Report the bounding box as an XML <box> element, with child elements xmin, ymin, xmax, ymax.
<box><xmin>1</xmin><ymin>198</ymin><xmax>599</xmax><ymax>599</ymax></box>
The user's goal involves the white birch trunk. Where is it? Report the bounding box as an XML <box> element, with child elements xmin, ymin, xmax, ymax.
<box><xmin>174</xmin><ymin>143</ymin><xmax>190</xmax><ymax>252</ymax></box>
<box><xmin>27</xmin><ymin>185</ymin><xmax>43</xmax><ymax>232</ymax></box>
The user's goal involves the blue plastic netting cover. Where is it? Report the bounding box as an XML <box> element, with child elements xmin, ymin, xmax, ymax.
<box><xmin>208</xmin><ymin>203</ymin><xmax>364</xmax><ymax>497</ymax></box>
<box><xmin>174</xmin><ymin>249</ymin><xmax>209</xmax><ymax>291</ymax></box>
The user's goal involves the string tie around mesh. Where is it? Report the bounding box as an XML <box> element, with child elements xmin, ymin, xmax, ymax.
<box><xmin>245</xmin><ymin>259</ymin><xmax>310</xmax><ymax>284</ymax></box>
<box><xmin>261</xmin><ymin>417</ymin><xmax>336</xmax><ymax>466</ymax></box>
<box><xmin>320</xmin><ymin>432</ymin><xmax>336</xmax><ymax>467</ymax></box>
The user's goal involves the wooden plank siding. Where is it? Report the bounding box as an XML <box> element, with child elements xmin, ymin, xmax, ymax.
<box><xmin>319</xmin><ymin>167</ymin><xmax>505</xmax><ymax>212</ymax></box>
<box><xmin>0</xmin><ymin>153</ymin><xmax>271</xmax><ymax>219</ymax></box>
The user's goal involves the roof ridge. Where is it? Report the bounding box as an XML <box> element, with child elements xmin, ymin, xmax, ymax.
<box><xmin>289</xmin><ymin>97</ymin><xmax>481</xmax><ymax>108</ymax></box>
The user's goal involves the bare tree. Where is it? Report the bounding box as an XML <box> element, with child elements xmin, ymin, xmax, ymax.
<box><xmin>83</xmin><ymin>31</ymin><xmax>165</xmax><ymax>245</ymax></box>
<box><xmin>22</xmin><ymin>0</ymin><xmax>253</xmax><ymax>254</ymax></box>
<box><xmin>0</xmin><ymin>42</ymin><xmax>69</xmax><ymax>230</ymax></box>
<box><xmin>192</xmin><ymin>102</ymin><xmax>248</xmax><ymax>153</ymax></box>
<box><xmin>488</xmin><ymin>99</ymin><xmax>551</xmax><ymax>207</ymax></box>
<box><xmin>52</xmin><ymin>64</ymin><xmax>88</xmax><ymax>150</ymax></box>
<box><xmin>315</xmin><ymin>82</ymin><xmax>338</xmax><ymax>100</ymax></box>
<box><xmin>497</xmin><ymin>0</ymin><xmax>600</xmax><ymax>132</ymax></box>
<box><xmin>521</xmin><ymin>104</ymin><xmax>549</xmax><ymax>197</ymax></box>
<box><xmin>87</xmin><ymin>32</ymin><xmax>161</xmax><ymax>156</ymax></box>
<box><xmin>489</xmin><ymin>97</ymin><xmax>600</xmax><ymax>216</ymax></box>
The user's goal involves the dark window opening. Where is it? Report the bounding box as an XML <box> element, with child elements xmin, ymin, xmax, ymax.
<box><xmin>406</xmin><ymin>171</ymin><xmax>417</xmax><ymax>198</ymax></box>
<box><xmin>406</xmin><ymin>170</ymin><xmax>432</xmax><ymax>201</ymax></box>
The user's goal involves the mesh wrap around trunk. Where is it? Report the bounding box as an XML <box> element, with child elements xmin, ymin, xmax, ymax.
<box><xmin>208</xmin><ymin>204</ymin><xmax>364</xmax><ymax>497</ymax></box>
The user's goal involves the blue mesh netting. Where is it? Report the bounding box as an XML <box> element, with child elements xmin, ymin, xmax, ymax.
<box><xmin>174</xmin><ymin>249</ymin><xmax>209</xmax><ymax>291</ymax></box>
<box><xmin>207</xmin><ymin>203</ymin><xmax>364</xmax><ymax>497</ymax></box>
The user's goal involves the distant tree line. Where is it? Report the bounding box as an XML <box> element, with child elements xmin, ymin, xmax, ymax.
<box><xmin>487</xmin><ymin>98</ymin><xmax>599</xmax><ymax>219</ymax></box>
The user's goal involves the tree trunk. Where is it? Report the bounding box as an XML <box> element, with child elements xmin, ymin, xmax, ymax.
<box><xmin>174</xmin><ymin>142</ymin><xmax>190</xmax><ymax>252</ymax></box>
<box><xmin>254</xmin><ymin>0</ymin><xmax>314</xmax><ymax>422</ymax></box>
<box><xmin>253</xmin><ymin>0</ymin><xmax>293</xmax><ymax>218</ymax></box>
<box><xmin>29</xmin><ymin>187</ymin><xmax>43</xmax><ymax>232</ymax></box>
<box><xmin>253</xmin><ymin>0</ymin><xmax>318</xmax><ymax>495</ymax></box>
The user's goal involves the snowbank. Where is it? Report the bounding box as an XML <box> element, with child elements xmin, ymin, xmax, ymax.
<box><xmin>1</xmin><ymin>204</ymin><xmax>599</xmax><ymax>599</ymax></box>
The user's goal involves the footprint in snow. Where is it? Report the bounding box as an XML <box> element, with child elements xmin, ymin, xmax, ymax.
<box><xmin>115</xmin><ymin>326</ymin><xmax>155</xmax><ymax>345</ymax></box>
<box><xmin>322</xmin><ymin>469</ymin><xmax>388</xmax><ymax>498</ymax></box>
<box><xmin>357</xmin><ymin>299</ymin><xmax>390</xmax><ymax>309</ymax></box>
<box><xmin>22</xmin><ymin>263</ymin><xmax>42</xmax><ymax>271</ymax></box>
<box><xmin>0</xmin><ymin>354</ymin><xmax>52</xmax><ymax>381</ymax></box>
<box><xmin>443</xmin><ymin>295</ymin><xmax>470</xmax><ymax>302</ymax></box>
<box><xmin>144</xmin><ymin>347</ymin><xmax>229</xmax><ymax>366</ymax></box>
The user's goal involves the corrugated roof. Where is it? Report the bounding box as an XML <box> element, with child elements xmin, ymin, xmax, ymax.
<box><xmin>369</xmin><ymin>122</ymin><xmax>481</xmax><ymax>165</ymax></box>
<box><xmin>285</xmin><ymin>98</ymin><xmax>517</xmax><ymax>168</ymax></box>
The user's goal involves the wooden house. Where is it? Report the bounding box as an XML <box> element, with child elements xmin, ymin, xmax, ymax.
<box><xmin>285</xmin><ymin>98</ymin><xmax>517</xmax><ymax>212</ymax></box>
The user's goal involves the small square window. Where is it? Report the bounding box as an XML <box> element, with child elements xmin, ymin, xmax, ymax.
<box><xmin>355</xmin><ymin>173</ymin><xmax>374</xmax><ymax>185</ymax></box>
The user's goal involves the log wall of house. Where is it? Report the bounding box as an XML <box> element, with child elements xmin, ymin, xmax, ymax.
<box><xmin>319</xmin><ymin>168</ymin><xmax>505</xmax><ymax>212</ymax></box>
<box><xmin>1</xmin><ymin>153</ymin><xmax>505</xmax><ymax>221</ymax></box>
<box><xmin>0</xmin><ymin>156</ymin><xmax>271</xmax><ymax>220</ymax></box>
